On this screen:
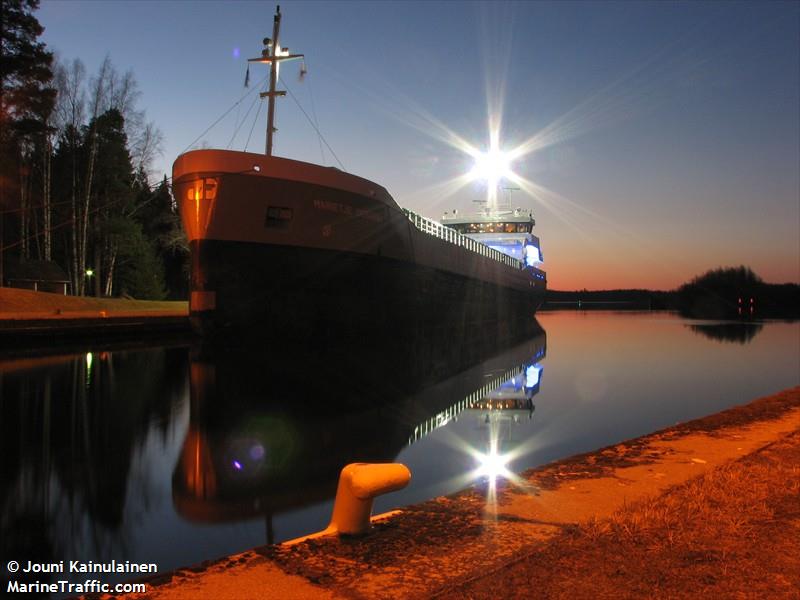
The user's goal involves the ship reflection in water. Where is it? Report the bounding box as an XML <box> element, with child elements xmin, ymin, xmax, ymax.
<box><xmin>0</xmin><ymin>323</ymin><xmax>547</xmax><ymax>591</ymax></box>
<box><xmin>4</xmin><ymin>312</ymin><xmax>799</xmax><ymax>591</ymax></box>
<box><xmin>173</xmin><ymin>327</ymin><xmax>547</xmax><ymax>539</ymax></box>
<box><xmin>469</xmin><ymin>360</ymin><xmax>542</xmax><ymax>490</ymax></box>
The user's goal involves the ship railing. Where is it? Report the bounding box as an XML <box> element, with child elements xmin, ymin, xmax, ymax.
<box><xmin>402</xmin><ymin>208</ymin><xmax>522</xmax><ymax>269</ymax></box>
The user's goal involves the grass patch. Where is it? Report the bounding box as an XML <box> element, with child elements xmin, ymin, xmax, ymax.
<box><xmin>441</xmin><ymin>430</ymin><xmax>800</xmax><ymax>599</ymax></box>
<box><xmin>522</xmin><ymin>387</ymin><xmax>799</xmax><ymax>492</ymax></box>
<box><xmin>0</xmin><ymin>287</ymin><xmax>187</xmax><ymax>315</ymax></box>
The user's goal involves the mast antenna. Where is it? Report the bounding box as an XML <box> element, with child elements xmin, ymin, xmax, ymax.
<box><xmin>248</xmin><ymin>5</ymin><xmax>305</xmax><ymax>156</ymax></box>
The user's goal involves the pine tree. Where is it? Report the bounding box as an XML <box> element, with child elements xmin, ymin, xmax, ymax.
<box><xmin>0</xmin><ymin>0</ymin><xmax>57</xmax><ymax>280</ymax></box>
<box><xmin>136</xmin><ymin>176</ymin><xmax>188</xmax><ymax>299</ymax></box>
<box><xmin>2</xmin><ymin>5</ymin><xmax>174</xmax><ymax>298</ymax></box>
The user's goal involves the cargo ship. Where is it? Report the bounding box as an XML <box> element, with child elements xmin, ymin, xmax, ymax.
<box><xmin>172</xmin><ymin>6</ymin><xmax>546</xmax><ymax>341</ymax></box>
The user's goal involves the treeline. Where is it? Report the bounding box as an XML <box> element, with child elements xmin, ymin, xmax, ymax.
<box><xmin>1</xmin><ymin>0</ymin><xmax>187</xmax><ymax>299</ymax></box>
<box><xmin>674</xmin><ymin>266</ymin><xmax>799</xmax><ymax>319</ymax></box>
<box><xmin>545</xmin><ymin>266</ymin><xmax>799</xmax><ymax>319</ymax></box>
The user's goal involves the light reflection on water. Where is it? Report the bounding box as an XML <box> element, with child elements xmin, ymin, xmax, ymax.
<box><xmin>1</xmin><ymin>312</ymin><xmax>797</xmax><ymax>595</ymax></box>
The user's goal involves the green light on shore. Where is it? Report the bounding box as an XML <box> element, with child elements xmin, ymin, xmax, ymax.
<box><xmin>85</xmin><ymin>269</ymin><xmax>94</xmax><ymax>277</ymax></box>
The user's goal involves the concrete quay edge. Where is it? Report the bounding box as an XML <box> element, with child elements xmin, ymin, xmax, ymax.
<box><xmin>0</xmin><ymin>312</ymin><xmax>190</xmax><ymax>347</ymax></box>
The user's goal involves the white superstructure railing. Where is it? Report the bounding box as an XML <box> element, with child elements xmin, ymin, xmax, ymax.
<box><xmin>402</xmin><ymin>208</ymin><xmax>522</xmax><ymax>269</ymax></box>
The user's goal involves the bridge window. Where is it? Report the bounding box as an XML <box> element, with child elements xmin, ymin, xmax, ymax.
<box><xmin>452</xmin><ymin>222</ymin><xmax>531</xmax><ymax>234</ymax></box>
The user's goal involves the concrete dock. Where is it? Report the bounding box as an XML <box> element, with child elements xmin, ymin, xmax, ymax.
<box><xmin>110</xmin><ymin>386</ymin><xmax>800</xmax><ymax>599</ymax></box>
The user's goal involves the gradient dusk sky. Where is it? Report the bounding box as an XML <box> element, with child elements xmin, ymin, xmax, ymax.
<box><xmin>36</xmin><ymin>1</ymin><xmax>799</xmax><ymax>290</ymax></box>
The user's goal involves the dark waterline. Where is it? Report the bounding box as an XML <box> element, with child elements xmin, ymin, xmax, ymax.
<box><xmin>1</xmin><ymin>312</ymin><xmax>798</xmax><ymax>595</ymax></box>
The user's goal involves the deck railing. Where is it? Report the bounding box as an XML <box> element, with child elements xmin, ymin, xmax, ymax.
<box><xmin>402</xmin><ymin>208</ymin><xmax>522</xmax><ymax>269</ymax></box>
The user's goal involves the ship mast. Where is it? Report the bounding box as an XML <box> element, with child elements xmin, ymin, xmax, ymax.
<box><xmin>248</xmin><ymin>5</ymin><xmax>304</xmax><ymax>156</ymax></box>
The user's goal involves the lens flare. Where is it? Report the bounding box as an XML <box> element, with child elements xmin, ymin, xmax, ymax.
<box><xmin>476</xmin><ymin>446</ymin><xmax>510</xmax><ymax>479</ymax></box>
<box><xmin>465</xmin><ymin>136</ymin><xmax>517</xmax><ymax>207</ymax></box>
<box><xmin>469</xmin><ymin>147</ymin><xmax>513</xmax><ymax>185</ymax></box>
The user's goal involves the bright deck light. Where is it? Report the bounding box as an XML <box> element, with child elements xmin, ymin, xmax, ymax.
<box><xmin>470</xmin><ymin>147</ymin><xmax>513</xmax><ymax>184</ymax></box>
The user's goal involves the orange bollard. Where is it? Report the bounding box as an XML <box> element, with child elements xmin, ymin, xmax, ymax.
<box><xmin>328</xmin><ymin>463</ymin><xmax>411</xmax><ymax>535</ymax></box>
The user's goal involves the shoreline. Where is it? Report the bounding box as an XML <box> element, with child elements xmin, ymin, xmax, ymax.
<box><xmin>0</xmin><ymin>287</ymin><xmax>190</xmax><ymax>347</ymax></box>
<box><xmin>2</xmin><ymin>288</ymin><xmax>795</xmax><ymax>349</ymax></box>
<box><xmin>104</xmin><ymin>385</ymin><xmax>799</xmax><ymax>599</ymax></box>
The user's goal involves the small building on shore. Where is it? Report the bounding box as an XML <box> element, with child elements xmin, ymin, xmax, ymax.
<box><xmin>3</xmin><ymin>260</ymin><xmax>71</xmax><ymax>295</ymax></box>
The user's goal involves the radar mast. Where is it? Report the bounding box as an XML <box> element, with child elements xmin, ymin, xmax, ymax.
<box><xmin>247</xmin><ymin>5</ymin><xmax>305</xmax><ymax>156</ymax></box>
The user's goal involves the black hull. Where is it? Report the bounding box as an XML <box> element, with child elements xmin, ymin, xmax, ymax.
<box><xmin>175</xmin><ymin>328</ymin><xmax>547</xmax><ymax>522</ymax></box>
<box><xmin>191</xmin><ymin>239</ymin><xmax>545</xmax><ymax>345</ymax></box>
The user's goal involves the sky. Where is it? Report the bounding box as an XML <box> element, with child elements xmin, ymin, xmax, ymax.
<box><xmin>36</xmin><ymin>1</ymin><xmax>799</xmax><ymax>290</ymax></box>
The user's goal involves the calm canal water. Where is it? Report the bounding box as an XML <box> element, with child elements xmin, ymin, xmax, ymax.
<box><xmin>2</xmin><ymin>311</ymin><xmax>798</xmax><ymax>593</ymax></box>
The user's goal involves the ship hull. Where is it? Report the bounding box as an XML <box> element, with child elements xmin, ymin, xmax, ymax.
<box><xmin>173</xmin><ymin>150</ymin><xmax>546</xmax><ymax>343</ymax></box>
<box><xmin>190</xmin><ymin>238</ymin><xmax>543</xmax><ymax>342</ymax></box>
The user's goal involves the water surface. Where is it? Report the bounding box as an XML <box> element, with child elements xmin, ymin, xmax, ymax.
<box><xmin>1</xmin><ymin>312</ymin><xmax>797</xmax><ymax>594</ymax></box>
